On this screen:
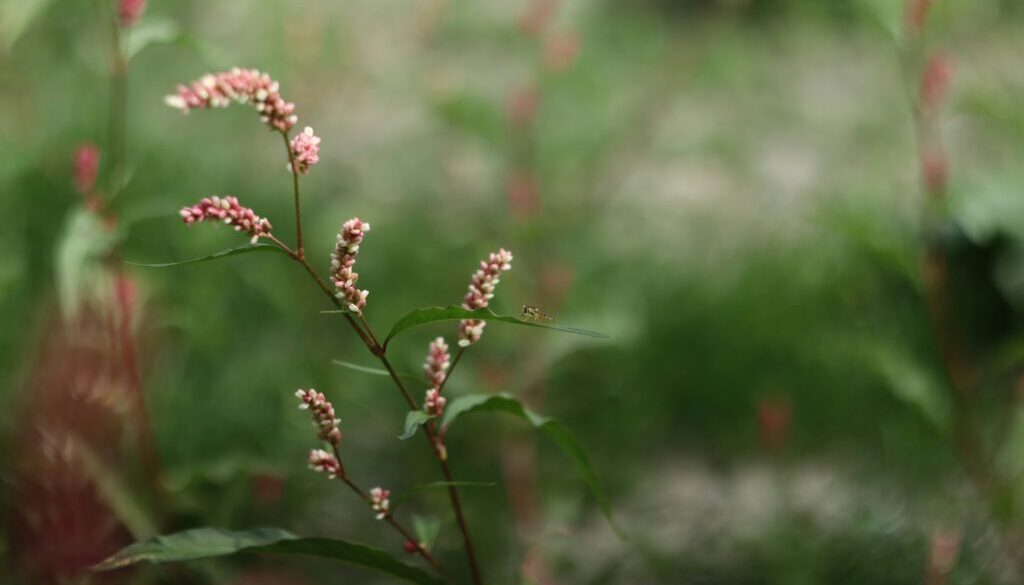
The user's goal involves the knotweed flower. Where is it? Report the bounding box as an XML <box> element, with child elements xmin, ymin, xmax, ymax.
<box><xmin>370</xmin><ymin>487</ymin><xmax>390</xmax><ymax>519</ymax></box>
<box><xmin>308</xmin><ymin>449</ymin><xmax>341</xmax><ymax>479</ymax></box>
<box><xmin>295</xmin><ymin>389</ymin><xmax>341</xmax><ymax>446</ymax></box>
<box><xmin>920</xmin><ymin>53</ymin><xmax>954</xmax><ymax>114</ymax></box>
<box><xmin>458</xmin><ymin>249</ymin><xmax>513</xmax><ymax>347</ymax></box>
<box><xmin>424</xmin><ymin>389</ymin><xmax>446</xmax><ymax>417</ymax></box>
<box><xmin>424</xmin><ymin>337</ymin><xmax>450</xmax><ymax>389</ymax></box>
<box><xmin>179</xmin><ymin>195</ymin><xmax>273</xmax><ymax>244</ymax></box>
<box><xmin>289</xmin><ymin>126</ymin><xmax>321</xmax><ymax>174</ymax></box>
<box><xmin>119</xmin><ymin>0</ymin><xmax>146</xmax><ymax>26</ymax></box>
<box><xmin>164</xmin><ymin>68</ymin><xmax>298</xmax><ymax>133</ymax></box>
<box><xmin>73</xmin><ymin>144</ymin><xmax>100</xmax><ymax>195</ymax></box>
<box><xmin>330</xmin><ymin>218</ymin><xmax>371</xmax><ymax>314</ymax></box>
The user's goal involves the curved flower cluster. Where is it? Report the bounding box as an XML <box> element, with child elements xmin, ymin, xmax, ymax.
<box><xmin>458</xmin><ymin>249</ymin><xmax>514</xmax><ymax>347</ymax></box>
<box><xmin>370</xmin><ymin>487</ymin><xmax>390</xmax><ymax>520</ymax></box>
<box><xmin>308</xmin><ymin>449</ymin><xmax>341</xmax><ymax>479</ymax></box>
<box><xmin>179</xmin><ymin>195</ymin><xmax>273</xmax><ymax>244</ymax></box>
<box><xmin>73</xmin><ymin>144</ymin><xmax>100</xmax><ymax>195</ymax></box>
<box><xmin>164</xmin><ymin>68</ymin><xmax>298</xmax><ymax>133</ymax></box>
<box><xmin>119</xmin><ymin>0</ymin><xmax>146</xmax><ymax>26</ymax></box>
<box><xmin>330</xmin><ymin>218</ymin><xmax>371</xmax><ymax>314</ymax></box>
<box><xmin>295</xmin><ymin>389</ymin><xmax>341</xmax><ymax>446</ymax></box>
<box><xmin>289</xmin><ymin>126</ymin><xmax>321</xmax><ymax>174</ymax></box>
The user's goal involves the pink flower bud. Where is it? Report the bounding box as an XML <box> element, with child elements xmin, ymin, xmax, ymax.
<box><xmin>330</xmin><ymin>218</ymin><xmax>371</xmax><ymax>315</ymax></box>
<box><xmin>119</xmin><ymin>0</ymin><xmax>146</xmax><ymax>26</ymax></box>
<box><xmin>424</xmin><ymin>388</ymin><xmax>446</xmax><ymax>417</ymax></box>
<box><xmin>458</xmin><ymin>249</ymin><xmax>513</xmax><ymax>347</ymax></box>
<box><xmin>423</xmin><ymin>337</ymin><xmax>450</xmax><ymax>389</ymax></box>
<box><xmin>179</xmin><ymin>195</ymin><xmax>273</xmax><ymax>244</ymax></box>
<box><xmin>73</xmin><ymin>144</ymin><xmax>100</xmax><ymax>195</ymax></box>
<box><xmin>289</xmin><ymin>126</ymin><xmax>321</xmax><ymax>174</ymax></box>
<box><xmin>295</xmin><ymin>389</ymin><xmax>342</xmax><ymax>446</ymax></box>
<box><xmin>164</xmin><ymin>68</ymin><xmax>299</xmax><ymax>133</ymax></box>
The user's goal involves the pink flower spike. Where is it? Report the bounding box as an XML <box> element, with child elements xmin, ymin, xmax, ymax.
<box><xmin>164</xmin><ymin>68</ymin><xmax>299</xmax><ymax>133</ymax></box>
<box><xmin>73</xmin><ymin>144</ymin><xmax>100</xmax><ymax>194</ymax></box>
<box><xmin>308</xmin><ymin>449</ymin><xmax>341</xmax><ymax>479</ymax></box>
<box><xmin>295</xmin><ymin>389</ymin><xmax>342</xmax><ymax>446</ymax></box>
<box><xmin>424</xmin><ymin>388</ymin><xmax>446</xmax><ymax>417</ymax></box>
<box><xmin>179</xmin><ymin>195</ymin><xmax>273</xmax><ymax>244</ymax></box>
<box><xmin>458</xmin><ymin>248</ymin><xmax>513</xmax><ymax>347</ymax></box>
<box><xmin>424</xmin><ymin>337</ymin><xmax>450</xmax><ymax>389</ymax></box>
<box><xmin>370</xmin><ymin>487</ymin><xmax>391</xmax><ymax>520</ymax></box>
<box><xmin>289</xmin><ymin>126</ymin><xmax>321</xmax><ymax>174</ymax></box>
<box><xmin>330</xmin><ymin>218</ymin><xmax>371</xmax><ymax>315</ymax></box>
<box><xmin>119</xmin><ymin>0</ymin><xmax>146</xmax><ymax>26</ymax></box>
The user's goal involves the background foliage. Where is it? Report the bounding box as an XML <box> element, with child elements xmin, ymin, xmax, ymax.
<box><xmin>2</xmin><ymin>0</ymin><xmax>1024</xmax><ymax>583</ymax></box>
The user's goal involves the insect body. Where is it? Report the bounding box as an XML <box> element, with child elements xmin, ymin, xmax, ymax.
<box><xmin>522</xmin><ymin>305</ymin><xmax>555</xmax><ymax>322</ymax></box>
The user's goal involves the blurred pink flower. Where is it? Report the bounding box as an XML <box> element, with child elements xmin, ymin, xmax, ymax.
<box><xmin>330</xmin><ymin>218</ymin><xmax>371</xmax><ymax>314</ymax></box>
<box><xmin>459</xmin><ymin>249</ymin><xmax>513</xmax><ymax>347</ymax></box>
<box><xmin>73</xmin><ymin>144</ymin><xmax>100</xmax><ymax>194</ymax></box>
<box><xmin>119</xmin><ymin>0</ymin><xmax>146</xmax><ymax>26</ymax></box>
<box><xmin>920</xmin><ymin>53</ymin><xmax>954</xmax><ymax>114</ymax></box>
<box><xmin>295</xmin><ymin>388</ymin><xmax>342</xmax><ymax>446</ymax></box>
<box><xmin>544</xmin><ymin>31</ymin><xmax>580</xmax><ymax>72</ymax></box>
<box><xmin>904</xmin><ymin>0</ymin><xmax>935</xmax><ymax>36</ymax></box>
<box><xmin>308</xmin><ymin>449</ymin><xmax>341</xmax><ymax>479</ymax></box>
<box><xmin>424</xmin><ymin>388</ymin><xmax>446</xmax><ymax>417</ymax></box>
<box><xmin>179</xmin><ymin>195</ymin><xmax>273</xmax><ymax>244</ymax></box>
<box><xmin>164</xmin><ymin>68</ymin><xmax>298</xmax><ymax>133</ymax></box>
<box><xmin>757</xmin><ymin>398</ymin><xmax>791</xmax><ymax>453</ymax></box>
<box><xmin>288</xmin><ymin>126</ymin><xmax>321</xmax><ymax>174</ymax></box>
<box><xmin>370</xmin><ymin>487</ymin><xmax>390</xmax><ymax>519</ymax></box>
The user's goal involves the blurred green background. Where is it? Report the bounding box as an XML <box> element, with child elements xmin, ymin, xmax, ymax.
<box><xmin>3</xmin><ymin>0</ymin><xmax>1024</xmax><ymax>583</ymax></box>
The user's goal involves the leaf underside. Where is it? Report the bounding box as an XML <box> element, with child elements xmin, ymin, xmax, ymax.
<box><xmin>442</xmin><ymin>393</ymin><xmax>626</xmax><ymax>539</ymax></box>
<box><xmin>93</xmin><ymin>528</ymin><xmax>446</xmax><ymax>585</ymax></box>
<box><xmin>383</xmin><ymin>305</ymin><xmax>609</xmax><ymax>348</ymax></box>
<box><xmin>400</xmin><ymin>410</ymin><xmax>433</xmax><ymax>440</ymax></box>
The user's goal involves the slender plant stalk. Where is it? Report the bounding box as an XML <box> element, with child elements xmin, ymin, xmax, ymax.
<box><xmin>281</xmin><ymin>131</ymin><xmax>305</xmax><ymax>256</ymax></box>
<box><xmin>328</xmin><ymin>445</ymin><xmax>447</xmax><ymax>575</ymax></box>
<box><xmin>271</xmin><ymin>139</ymin><xmax>486</xmax><ymax>585</ymax></box>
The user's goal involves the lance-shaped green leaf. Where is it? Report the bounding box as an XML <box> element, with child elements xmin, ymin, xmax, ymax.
<box><xmin>441</xmin><ymin>393</ymin><xmax>625</xmax><ymax>539</ymax></box>
<box><xmin>93</xmin><ymin>528</ymin><xmax>447</xmax><ymax>585</ymax></box>
<box><xmin>400</xmin><ymin>410</ymin><xmax>433</xmax><ymax>440</ymax></box>
<box><xmin>127</xmin><ymin>243</ymin><xmax>287</xmax><ymax>268</ymax></box>
<box><xmin>124</xmin><ymin>17</ymin><xmax>183</xmax><ymax>60</ymax></box>
<box><xmin>383</xmin><ymin>305</ymin><xmax>609</xmax><ymax>348</ymax></box>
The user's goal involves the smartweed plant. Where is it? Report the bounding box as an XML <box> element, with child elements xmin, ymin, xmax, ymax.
<box><xmin>95</xmin><ymin>62</ymin><xmax>614</xmax><ymax>585</ymax></box>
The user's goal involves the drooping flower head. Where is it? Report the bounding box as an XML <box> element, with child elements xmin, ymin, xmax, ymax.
<box><xmin>119</xmin><ymin>0</ymin><xmax>146</xmax><ymax>26</ymax></box>
<box><xmin>370</xmin><ymin>487</ymin><xmax>390</xmax><ymax>520</ymax></box>
<box><xmin>458</xmin><ymin>249</ymin><xmax>513</xmax><ymax>347</ymax></box>
<box><xmin>73</xmin><ymin>144</ymin><xmax>100</xmax><ymax>195</ymax></box>
<box><xmin>289</xmin><ymin>126</ymin><xmax>321</xmax><ymax>174</ymax></box>
<box><xmin>295</xmin><ymin>389</ymin><xmax>341</xmax><ymax>446</ymax></box>
<box><xmin>164</xmin><ymin>68</ymin><xmax>298</xmax><ymax>133</ymax></box>
<box><xmin>330</xmin><ymin>218</ymin><xmax>370</xmax><ymax>314</ymax></box>
<box><xmin>308</xmin><ymin>449</ymin><xmax>341</xmax><ymax>479</ymax></box>
<box><xmin>179</xmin><ymin>195</ymin><xmax>273</xmax><ymax>244</ymax></box>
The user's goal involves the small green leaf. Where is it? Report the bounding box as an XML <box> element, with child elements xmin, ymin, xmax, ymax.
<box><xmin>412</xmin><ymin>515</ymin><xmax>441</xmax><ymax>552</ymax></box>
<box><xmin>93</xmin><ymin>528</ymin><xmax>447</xmax><ymax>585</ymax></box>
<box><xmin>1</xmin><ymin>0</ymin><xmax>57</xmax><ymax>50</ymax></box>
<box><xmin>442</xmin><ymin>393</ymin><xmax>624</xmax><ymax>538</ymax></box>
<box><xmin>383</xmin><ymin>305</ymin><xmax>609</xmax><ymax>348</ymax></box>
<box><xmin>127</xmin><ymin>243</ymin><xmax>286</xmax><ymax>268</ymax></box>
<box><xmin>124</xmin><ymin>17</ymin><xmax>182</xmax><ymax>60</ymax></box>
<box><xmin>332</xmin><ymin>360</ymin><xmax>392</xmax><ymax>376</ymax></box>
<box><xmin>400</xmin><ymin>410</ymin><xmax>432</xmax><ymax>440</ymax></box>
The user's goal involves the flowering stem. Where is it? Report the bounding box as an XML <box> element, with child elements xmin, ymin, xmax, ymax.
<box><xmin>328</xmin><ymin>445</ymin><xmax>447</xmax><ymax>576</ymax></box>
<box><xmin>280</xmin><ymin>131</ymin><xmax>305</xmax><ymax>257</ymax></box>
<box><xmin>436</xmin><ymin>348</ymin><xmax>465</xmax><ymax>396</ymax></box>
